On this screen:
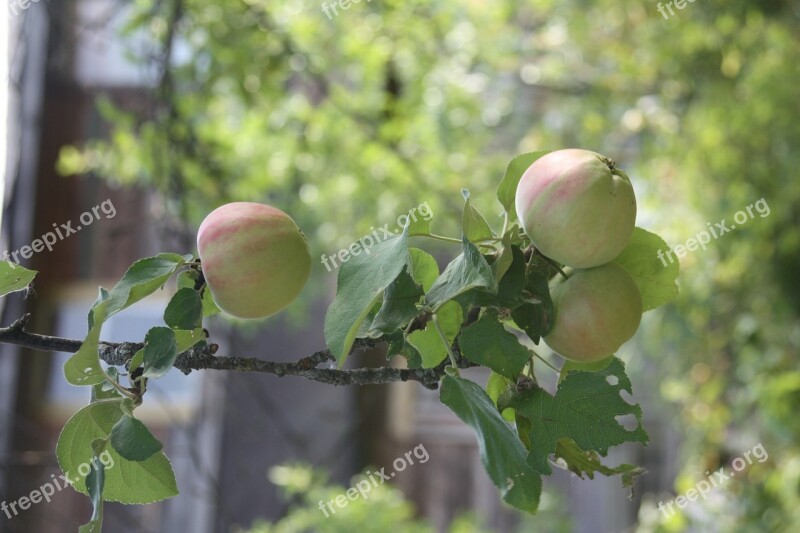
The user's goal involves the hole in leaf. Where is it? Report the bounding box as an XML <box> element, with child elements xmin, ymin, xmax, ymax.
<box><xmin>615</xmin><ymin>413</ymin><xmax>638</xmax><ymax>431</ymax></box>
<box><xmin>619</xmin><ymin>389</ymin><xmax>635</xmax><ymax>405</ymax></box>
<box><xmin>606</xmin><ymin>375</ymin><xmax>619</xmax><ymax>386</ymax></box>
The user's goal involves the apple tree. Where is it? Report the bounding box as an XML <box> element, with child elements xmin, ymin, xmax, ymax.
<box><xmin>0</xmin><ymin>150</ymin><xmax>678</xmax><ymax>531</ymax></box>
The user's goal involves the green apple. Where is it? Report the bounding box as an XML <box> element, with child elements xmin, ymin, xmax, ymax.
<box><xmin>515</xmin><ymin>148</ymin><xmax>637</xmax><ymax>268</ymax></box>
<box><xmin>544</xmin><ymin>263</ymin><xmax>642</xmax><ymax>362</ymax></box>
<box><xmin>197</xmin><ymin>202</ymin><xmax>311</xmax><ymax>319</ymax></box>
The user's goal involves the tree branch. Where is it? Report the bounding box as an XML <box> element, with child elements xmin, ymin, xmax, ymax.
<box><xmin>0</xmin><ymin>315</ymin><xmax>449</xmax><ymax>390</ymax></box>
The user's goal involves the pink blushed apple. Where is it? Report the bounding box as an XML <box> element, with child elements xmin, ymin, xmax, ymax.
<box><xmin>515</xmin><ymin>149</ymin><xmax>637</xmax><ymax>268</ymax></box>
<box><xmin>197</xmin><ymin>202</ymin><xmax>311</xmax><ymax>319</ymax></box>
<box><xmin>544</xmin><ymin>263</ymin><xmax>643</xmax><ymax>362</ymax></box>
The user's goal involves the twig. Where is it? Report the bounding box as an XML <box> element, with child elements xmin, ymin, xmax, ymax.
<box><xmin>0</xmin><ymin>315</ymin><xmax>448</xmax><ymax>390</ymax></box>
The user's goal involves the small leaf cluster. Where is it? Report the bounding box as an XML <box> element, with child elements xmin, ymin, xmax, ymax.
<box><xmin>323</xmin><ymin>152</ymin><xmax>679</xmax><ymax>514</ymax></box>
<box><xmin>55</xmin><ymin>253</ymin><xmax>219</xmax><ymax>529</ymax></box>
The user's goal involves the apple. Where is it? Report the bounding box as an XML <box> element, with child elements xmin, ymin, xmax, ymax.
<box><xmin>544</xmin><ymin>263</ymin><xmax>642</xmax><ymax>362</ymax></box>
<box><xmin>197</xmin><ymin>202</ymin><xmax>311</xmax><ymax>319</ymax></box>
<box><xmin>515</xmin><ymin>149</ymin><xmax>637</xmax><ymax>268</ymax></box>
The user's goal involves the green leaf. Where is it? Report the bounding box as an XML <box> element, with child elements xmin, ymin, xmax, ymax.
<box><xmin>494</xmin><ymin>232</ymin><xmax>515</xmax><ymax>282</ymax></box>
<box><xmin>408</xmin><ymin>248</ymin><xmax>439</xmax><ymax>292</ymax></box>
<box><xmin>510</xmin><ymin>264</ymin><xmax>555</xmax><ymax>343</ymax></box>
<box><xmin>176</xmin><ymin>269</ymin><xmax>198</xmax><ymax>290</ymax></box>
<box><xmin>174</xmin><ymin>328</ymin><xmax>206</xmax><ymax>353</ymax></box>
<box><xmin>496</xmin><ymin>151</ymin><xmax>550</xmax><ymax>214</ymax></box>
<box><xmin>440</xmin><ymin>375</ymin><xmax>541</xmax><ymax>514</ymax></box>
<box><xmin>462</xmin><ymin>189</ymin><xmax>494</xmax><ymax>242</ymax></box>
<box><xmin>106</xmin><ymin>253</ymin><xmax>186</xmax><ymax>317</ymax></box>
<box><xmin>555</xmin><ymin>438</ymin><xmax>646</xmax><ymax>491</ymax></box>
<box><xmin>355</xmin><ymin>300</ymin><xmax>383</xmax><ymax>339</ymax></box>
<box><xmin>406</xmin><ymin>301</ymin><xmax>462</xmax><ymax>368</ymax></box>
<box><xmin>406</xmin><ymin>327</ymin><xmax>446</xmax><ymax>368</ymax></box>
<box><xmin>515</xmin><ymin>412</ymin><xmax>533</xmax><ymax>450</ymax></box>
<box><xmin>91</xmin><ymin>385</ymin><xmax>122</xmax><ymax>402</ymax></box>
<box><xmin>434</xmin><ymin>302</ymin><xmax>463</xmax><ymax>341</ymax></box>
<box><xmin>509</xmin><ymin>358</ymin><xmax>649</xmax><ymax>474</ymax></box>
<box><xmin>559</xmin><ymin>356</ymin><xmax>615</xmax><ymax>384</ymax></box>
<box><xmin>385</xmin><ymin>330</ymin><xmax>423</xmax><ymax>368</ymax></box>
<box><xmin>91</xmin><ymin>368</ymin><xmax>122</xmax><ymax>402</ymax></box>
<box><xmin>142</xmin><ymin>327</ymin><xmax>177</xmax><ymax>379</ymax></box>
<box><xmin>110</xmin><ymin>415</ymin><xmax>163</xmax><ymax>461</ymax></box>
<box><xmin>0</xmin><ymin>261</ymin><xmax>37</xmax><ymax>297</ymax></box>
<box><xmin>202</xmin><ymin>287</ymin><xmax>221</xmax><ymax>317</ymax></box>
<box><xmin>500</xmin><ymin>221</ymin><xmax>527</xmax><ymax>247</ymax></box>
<box><xmin>103</xmin><ymin>367</ymin><xmax>119</xmax><ymax>385</ymax></box>
<box><xmin>405</xmin><ymin>211</ymin><xmax>432</xmax><ymax>236</ymax></box>
<box><xmin>425</xmin><ymin>236</ymin><xmax>495</xmax><ymax>310</ymax></box>
<box><xmin>164</xmin><ymin>287</ymin><xmax>203</xmax><ymax>330</ymax></box>
<box><xmin>128</xmin><ymin>348</ymin><xmax>145</xmax><ymax>374</ymax></box>
<box><xmin>459</xmin><ymin>310</ymin><xmax>531</xmax><ymax>379</ymax></box>
<box><xmin>493</xmin><ymin>246</ymin><xmax>526</xmax><ymax>309</ymax></box>
<box><xmin>324</xmin><ymin>225</ymin><xmax>411</xmax><ymax>365</ymax></box>
<box><xmin>79</xmin><ymin>452</ymin><xmax>105</xmax><ymax>533</ymax></box>
<box><xmin>613</xmin><ymin>227</ymin><xmax>680</xmax><ymax>311</ymax></box>
<box><xmin>458</xmin><ymin>245</ymin><xmax>527</xmax><ymax>310</ymax></box>
<box><xmin>56</xmin><ymin>400</ymin><xmax>179</xmax><ymax>504</ymax></box>
<box><xmin>369</xmin><ymin>267</ymin><xmax>424</xmax><ymax>334</ymax></box>
<box><xmin>64</xmin><ymin>289</ymin><xmax>112</xmax><ymax>386</ymax></box>
<box><xmin>486</xmin><ymin>371</ymin><xmax>516</xmax><ymax>422</ymax></box>
<box><xmin>510</xmin><ymin>305</ymin><xmax>543</xmax><ymax>345</ymax></box>
<box><xmin>384</xmin><ymin>330</ymin><xmax>405</xmax><ymax>357</ymax></box>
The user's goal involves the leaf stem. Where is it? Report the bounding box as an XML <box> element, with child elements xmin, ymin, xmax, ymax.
<box><xmin>411</xmin><ymin>232</ymin><xmax>463</xmax><ymax>244</ymax></box>
<box><xmin>412</xmin><ymin>232</ymin><xmax>504</xmax><ymax>247</ymax></box>
<box><xmin>103</xmin><ymin>368</ymin><xmax>138</xmax><ymax>401</ymax></box>
<box><xmin>432</xmin><ymin>314</ymin><xmax>459</xmax><ymax>372</ymax></box>
<box><xmin>531</xmin><ymin>350</ymin><xmax>560</xmax><ymax>373</ymax></box>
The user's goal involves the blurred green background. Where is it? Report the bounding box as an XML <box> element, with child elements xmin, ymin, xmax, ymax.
<box><xmin>54</xmin><ymin>0</ymin><xmax>800</xmax><ymax>530</ymax></box>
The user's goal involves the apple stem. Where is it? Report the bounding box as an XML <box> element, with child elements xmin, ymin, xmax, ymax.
<box><xmin>532</xmin><ymin>248</ymin><xmax>569</xmax><ymax>280</ymax></box>
<box><xmin>612</xmin><ymin>167</ymin><xmax>631</xmax><ymax>182</ymax></box>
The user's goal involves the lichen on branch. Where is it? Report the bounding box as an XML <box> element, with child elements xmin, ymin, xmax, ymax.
<box><xmin>0</xmin><ymin>314</ymin><xmax>449</xmax><ymax>389</ymax></box>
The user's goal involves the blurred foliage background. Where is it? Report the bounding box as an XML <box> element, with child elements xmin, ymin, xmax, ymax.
<box><xmin>57</xmin><ymin>0</ymin><xmax>800</xmax><ymax>530</ymax></box>
<box><xmin>240</xmin><ymin>464</ymin><xmax>570</xmax><ymax>533</ymax></box>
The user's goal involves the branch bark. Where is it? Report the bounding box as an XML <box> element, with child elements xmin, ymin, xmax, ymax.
<box><xmin>0</xmin><ymin>315</ymin><xmax>448</xmax><ymax>390</ymax></box>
